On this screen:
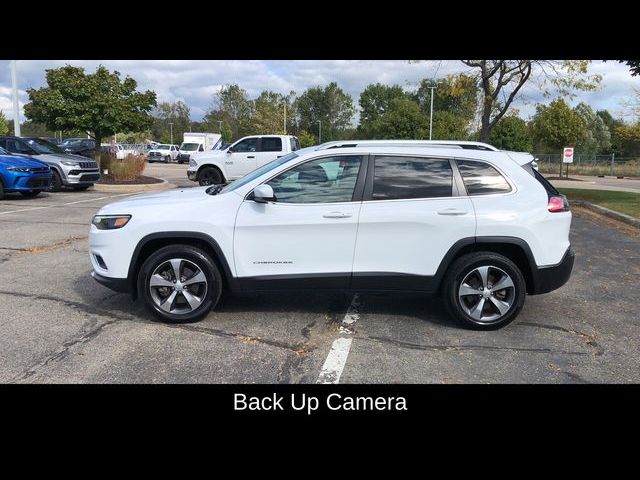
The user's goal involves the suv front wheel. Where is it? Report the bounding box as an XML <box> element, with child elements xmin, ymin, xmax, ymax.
<box><xmin>138</xmin><ymin>245</ymin><xmax>223</xmax><ymax>323</ymax></box>
<box><xmin>442</xmin><ymin>252</ymin><xmax>526</xmax><ymax>330</ymax></box>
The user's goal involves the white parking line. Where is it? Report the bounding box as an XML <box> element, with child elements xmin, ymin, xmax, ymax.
<box><xmin>0</xmin><ymin>192</ymin><xmax>137</xmax><ymax>216</ymax></box>
<box><xmin>316</xmin><ymin>294</ymin><xmax>361</xmax><ymax>384</ymax></box>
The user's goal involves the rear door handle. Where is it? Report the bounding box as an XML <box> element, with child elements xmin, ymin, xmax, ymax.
<box><xmin>437</xmin><ymin>208</ymin><xmax>468</xmax><ymax>216</ymax></box>
<box><xmin>323</xmin><ymin>211</ymin><xmax>353</xmax><ymax>219</ymax></box>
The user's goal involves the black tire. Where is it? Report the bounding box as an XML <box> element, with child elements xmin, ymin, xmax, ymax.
<box><xmin>19</xmin><ymin>190</ymin><xmax>40</xmax><ymax>198</ymax></box>
<box><xmin>51</xmin><ymin>170</ymin><xmax>63</xmax><ymax>192</ymax></box>
<box><xmin>165</xmin><ymin>155</ymin><xmax>171</xmax><ymax>163</ymax></box>
<box><xmin>138</xmin><ymin>244</ymin><xmax>223</xmax><ymax>323</ymax></box>
<box><xmin>198</xmin><ymin>166</ymin><xmax>223</xmax><ymax>186</ymax></box>
<box><xmin>442</xmin><ymin>252</ymin><xmax>526</xmax><ymax>330</ymax></box>
<box><xmin>72</xmin><ymin>185</ymin><xmax>90</xmax><ymax>191</ymax></box>
<box><xmin>0</xmin><ymin>179</ymin><xmax>4</xmax><ymax>200</ymax></box>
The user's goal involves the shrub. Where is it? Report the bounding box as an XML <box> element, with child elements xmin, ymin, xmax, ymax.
<box><xmin>100</xmin><ymin>152</ymin><xmax>146</xmax><ymax>181</ymax></box>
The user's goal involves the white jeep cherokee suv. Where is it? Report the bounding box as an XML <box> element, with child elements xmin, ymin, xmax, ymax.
<box><xmin>89</xmin><ymin>141</ymin><xmax>574</xmax><ymax>330</ymax></box>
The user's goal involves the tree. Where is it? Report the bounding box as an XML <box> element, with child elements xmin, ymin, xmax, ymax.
<box><xmin>573</xmin><ymin>102</ymin><xmax>611</xmax><ymax>155</ymax></box>
<box><xmin>614</xmin><ymin>123</ymin><xmax>640</xmax><ymax>157</ymax></box>
<box><xmin>597</xmin><ymin>110</ymin><xmax>626</xmax><ymax>155</ymax></box>
<box><xmin>488</xmin><ymin>115</ymin><xmax>532</xmax><ymax>151</ymax></box>
<box><xmin>252</xmin><ymin>91</ymin><xmax>286</xmax><ymax>134</ymax></box>
<box><xmin>430</xmin><ymin>111</ymin><xmax>472</xmax><ymax>141</ymax></box>
<box><xmin>152</xmin><ymin>100</ymin><xmax>191</xmax><ymax>144</ymax></box>
<box><xmin>295</xmin><ymin>82</ymin><xmax>354</xmax><ymax>142</ymax></box>
<box><xmin>620</xmin><ymin>60</ymin><xmax>640</xmax><ymax>76</ymax></box>
<box><xmin>24</xmin><ymin>65</ymin><xmax>157</xmax><ymax>161</ymax></box>
<box><xmin>460</xmin><ymin>60</ymin><xmax>601</xmax><ymax>141</ymax></box>
<box><xmin>297</xmin><ymin>130</ymin><xmax>316</xmax><ymax>148</ymax></box>
<box><xmin>414</xmin><ymin>74</ymin><xmax>479</xmax><ymax>125</ymax></box>
<box><xmin>204</xmin><ymin>84</ymin><xmax>253</xmax><ymax>140</ymax></box>
<box><xmin>375</xmin><ymin>98</ymin><xmax>427</xmax><ymax>139</ymax></box>
<box><xmin>358</xmin><ymin>83</ymin><xmax>408</xmax><ymax>138</ymax></box>
<box><xmin>0</xmin><ymin>111</ymin><xmax>9</xmax><ymax>136</ymax></box>
<box><xmin>530</xmin><ymin>99</ymin><xmax>586</xmax><ymax>152</ymax></box>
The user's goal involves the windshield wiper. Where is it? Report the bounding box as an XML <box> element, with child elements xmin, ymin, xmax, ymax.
<box><xmin>206</xmin><ymin>184</ymin><xmax>225</xmax><ymax>195</ymax></box>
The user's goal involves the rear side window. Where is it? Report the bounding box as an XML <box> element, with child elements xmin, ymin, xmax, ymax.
<box><xmin>290</xmin><ymin>137</ymin><xmax>300</xmax><ymax>151</ymax></box>
<box><xmin>457</xmin><ymin>160</ymin><xmax>511</xmax><ymax>195</ymax></box>
<box><xmin>372</xmin><ymin>156</ymin><xmax>453</xmax><ymax>200</ymax></box>
<box><xmin>261</xmin><ymin>137</ymin><xmax>282</xmax><ymax>152</ymax></box>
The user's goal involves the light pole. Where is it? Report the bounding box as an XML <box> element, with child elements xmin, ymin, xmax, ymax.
<box><xmin>11</xmin><ymin>60</ymin><xmax>21</xmax><ymax>137</ymax></box>
<box><xmin>428</xmin><ymin>85</ymin><xmax>436</xmax><ymax>140</ymax></box>
<box><xmin>283</xmin><ymin>103</ymin><xmax>287</xmax><ymax>134</ymax></box>
<box><xmin>318</xmin><ymin>119</ymin><xmax>322</xmax><ymax>143</ymax></box>
<box><xmin>217</xmin><ymin>121</ymin><xmax>222</xmax><ymax>133</ymax></box>
<box><xmin>168</xmin><ymin>122</ymin><xmax>174</xmax><ymax>144</ymax></box>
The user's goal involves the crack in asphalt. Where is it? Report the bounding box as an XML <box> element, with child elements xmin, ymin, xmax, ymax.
<box><xmin>361</xmin><ymin>335</ymin><xmax>591</xmax><ymax>356</ymax></box>
<box><xmin>0</xmin><ymin>235</ymin><xmax>87</xmax><ymax>256</ymax></box>
<box><xmin>518</xmin><ymin>321</ymin><xmax>605</xmax><ymax>356</ymax></box>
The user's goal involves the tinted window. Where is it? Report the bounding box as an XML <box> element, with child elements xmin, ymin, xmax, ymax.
<box><xmin>290</xmin><ymin>137</ymin><xmax>300</xmax><ymax>151</ymax></box>
<box><xmin>233</xmin><ymin>138</ymin><xmax>259</xmax><ymax>152</ymax></box>
<box><xmin>261</xmin><ymin>137</ymin><xmax>282</xmax><ymax>152</ymax></box>
<box><xmin>5</xmin><ymin>139</ymin><xmax>33</xmax><ymax>154</ymax></box>
<box><xmin>372</xmin><ymin>156</ymin><xmax>452</xmax><ymax>200</ymax></box>
<box><xmin>267</xmin><ymin>155</ymin><xmax>363</xmax><ymax>204</ymax></box>
<box><xmin>457</xmin><ymin>160</ymin><xmax>511</xmax><ymax>195</ymax></box>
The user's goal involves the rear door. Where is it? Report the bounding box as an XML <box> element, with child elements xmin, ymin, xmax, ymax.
<box><xmin>256</xmin><ymin>137</ymin><xmax>285</xmax><ymax>168</ymax></box>
<box><xmin>351</xmin><ymin>154</ymin><xmax>476</xmax><ymax>291</ymax></box>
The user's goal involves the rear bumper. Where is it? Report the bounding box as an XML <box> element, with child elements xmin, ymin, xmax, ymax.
<box><xmin>530</xmin><ymin>246</ymin><xmax>575</xmax><ymax>295</ymax></box>
<box><xmin>91</xmin><ymin>271</ymin><xmax>130</xmax><ymax>294</ymax></box>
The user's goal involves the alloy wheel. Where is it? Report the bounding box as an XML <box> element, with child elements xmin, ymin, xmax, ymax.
<box><xmin>457</xmin><ymin>265</ymin><xmax>515</xmax><ymax>324</ymax></box>
<box><xmin>149</xmin><ymin>258</ymin><xmax>208</xmax><ymax>315</ymax></box>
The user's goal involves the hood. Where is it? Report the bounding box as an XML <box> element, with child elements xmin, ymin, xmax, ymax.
<box><xmin>36</xmin><ymin>153</ymin><xmax>91</xmax><ymax>163</ymax></box>
<box><xmin>149</xmin><ymin>149</ymin><xmax>169</xmax><ymax>154</ymax></box>
<box><xmin>0</xmin><ymin>154</ymin><xmax>49</xmax><ymax>169</ymax></box>
<box><xmin>100</xmin><ymin>186</ymin><xmax>213</xmax><ymax>212</ymax></box>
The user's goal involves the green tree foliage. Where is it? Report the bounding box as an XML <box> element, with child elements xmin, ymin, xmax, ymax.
<box><xmin>430</xmin><ymin>110</ymin><xmax>471</xmax><ymax>141</ymax></box>
<box><xmin>297</xmin><ymin>130</ymin><xmax>317</xmax><ymax>148</ymax></box>
<box><xmin>573</xmin><ymin>102</ymin><xmax>611</xmax><ymax>155</ymax></box>
<box><xmin>414</xmin><ymin>74</ymin><xmax>479</xmax><ymax>125</ymax></box>
<box><xmin>621</xmin><ymin>60</ymin><xmax>640</xmax><ymax>76</ymax></box>
<box><xmin>357</xmin><ymin>83</ymin><xmax>408</xmax><ymax>138</ymax></box>
<box><xmin>374</xmin><ymin>98</ymin><xmax>427</xmax><ymax>139</ymax></box>
<box><xmin>597</xmin><ymin>110</ymin><xmax>626</xmax><ymax>155</ymax></box>
<box><xmin>530</xmin><ymin>99</ymin><xmax>586</xmax><ymax>151</ymax></box>
<box><xmin>252</xmin><ymin>91</ymin><xmax>286</xmax><ymax>134</ymax></box>
<box><xmin>295</xmin><ymin>82</ymin><xmax>354</xmax><ymax>142</ymax></box>
<box><xmin>152</xmin><ymin>100</ymin><xmax>191</xmax><ymax>144</ymax></box>
<box><xmin>488</xmin><ymin>115</ymin><xmax>533</xmax><ymax>151</ymax></box>
<box><xmin>204</xmin><ymin>84</ymin><xmax>254</xmax><ymax>140</ymax></box>
<box><xmin>0</xmin><ymin>111</ymin><xmax>9</xmax><ymax>136</ymax></box>
<box><xmin>24</xmin><ymin>65</ymin><xmax>157</xmax><ymax>160</ymax></box>
<box><xmin>614</xmin><ymin>123</ymin><xmax>640</xmax><ymax>156</ymax></box>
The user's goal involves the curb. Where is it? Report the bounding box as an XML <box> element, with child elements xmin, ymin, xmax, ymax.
<box><xmin>92</xmin><ymin>178</ymin><xmax>172</xmax><ymax>193</ymax></box>
<box><xmin>570</xmin><ymin>200</ymin><xmax>640</xmax><ymax>229</ymax></box>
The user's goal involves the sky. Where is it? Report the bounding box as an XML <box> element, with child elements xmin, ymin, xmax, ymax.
<box><xmin>1</xmin><ymin>60</ymin><xmax>638</xmax><ymax>125</ymax></box>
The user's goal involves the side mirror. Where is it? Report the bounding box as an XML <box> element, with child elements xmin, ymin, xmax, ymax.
<box><xmin>253</xmin><ymin>184</ymin><xmax>275</xmax><ymax>203</ymax></box>
<box><xmin>227</xmin><ymin>148</ymin><xmax>234</xmax><ymax>154</ymax></box>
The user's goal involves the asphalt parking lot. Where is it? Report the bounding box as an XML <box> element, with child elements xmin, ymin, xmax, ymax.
<box><xmin>1</xmin><ymin>163</ymin><xmax>639</xmax><ymax>383</ymax></box>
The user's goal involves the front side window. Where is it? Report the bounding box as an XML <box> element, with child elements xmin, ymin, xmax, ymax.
<box><xmin>267</xmin><ymin>155</ymin><xmax>363</xmax><ymax>204</ymax></box>
<box><xmin>232</xmin><ymin>138</ymin><xmax>259</xmax><ymax>152</ymax></box>
<box><xmin>457</xmin><ymin>160</ymin><xmax>511</xmax><ymax>195</ymax></box>
<box><xmin>261</xmin><ymin>137</ymin><xmax>282</xmax><ymax>152</ymax></box>
<box><xmin>372</xmin><ymin>156</ymin><xmax>453</xmax><ymax>200</ymax></box>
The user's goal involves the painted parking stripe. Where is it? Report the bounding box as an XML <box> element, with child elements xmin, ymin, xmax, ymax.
<box><xmin>317</xmin><ymin>294</ymin><xmax>361</xmax><ymax>384</ymax></box>
<box><xmin>0</xmin><ymin>192</ymin><xmax>139</xmax><ymax>215</ymax></box>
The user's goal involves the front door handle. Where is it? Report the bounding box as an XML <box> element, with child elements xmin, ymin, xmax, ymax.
<box><xmin>323</xmin><ymin>211</ymin><xmax>353</xmax><ymax>219</ymax></box>
<box><xmin>437</xmin><ymin>208</ymin><xmax>468</xmax><ymax>216</ymax></box>
<box><xmin>246</xmin><ymin>155</ymin><xmax>255</xmax><ymax>159</ymax></box>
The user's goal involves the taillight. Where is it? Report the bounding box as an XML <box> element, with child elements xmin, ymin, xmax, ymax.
<box><xmin>548</xmin><ymin>195</ymin><xmax>569</xmax><ymax>212</ymax></box>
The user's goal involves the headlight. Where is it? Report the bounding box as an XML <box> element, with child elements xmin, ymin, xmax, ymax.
<box><xmin>92</xmin><ymin>215</ymin><xmax>131</xmax><ymax>230</ymax></box>
<box><xmin>61</xmin><ymin>160</ymin><xmax>80</xmax><ymax>166</ymax></box>
<box><xmin>6</xmin><ymin>167</ymin><xmax>32</xmax><ymax>172</ymax></box>
<box><xmin>189</xmin><ymin>159</ymin><xmax>197</xmax><ymax>167</ymax></box>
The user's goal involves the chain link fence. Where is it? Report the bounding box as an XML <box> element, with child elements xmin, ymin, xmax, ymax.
<box><xmin>535</xmin><ymin>153</ymin><xmax>640</xmax><ymax>178</ymax></box>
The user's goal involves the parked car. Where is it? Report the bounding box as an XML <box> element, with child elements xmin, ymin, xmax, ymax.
<box><xmin>61</xmin><ymin>138</ymin><xmax>96</xmax><ymax>158</ymax></box>
<box><xmin>40</xmin><ymin>137</ymin><xmax>62</xmax><ymax>145</ymax></box>
<box><xmin>0</xmin><ymin>136</ymin><xmax>100</xmax><ymax>191</ymax></box>
<box><xmin>89</xmin><ymin>140</ymin><xmax>574</xmax><ymax>329</ymax></box>
<box><xmin>0</xmin><ymin>146</ymin><xmax>52</xmax><ymax>199</ymax></box>
<box><xmin>187</xmin><ymin>135</ymin><xmax>300</xmax><ymax>185</ymax></box>
<box><xmin>147</xmin><ymin>144</ymin><xmax>180</xmax><ymax>163</ymax></box>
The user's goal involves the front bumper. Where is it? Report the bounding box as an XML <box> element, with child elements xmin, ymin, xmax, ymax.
<box><xmin>530</xmin><ymin>246</ymin><xmax>575</xmax><ymax>295</ymax></box>
<box><xmin>63</xmin><ymin>168</ymin><xmax>100</xmax><ymax>185</ymax></box>
<box><xmin>4</xmin><ymin>173</ymin><xmax>52</xmax><ymax>192</ymax></box>
<box><xmin>91</xmin><ymin>271</ymin><xmax>130</xmax><ymax>293</ymax></box>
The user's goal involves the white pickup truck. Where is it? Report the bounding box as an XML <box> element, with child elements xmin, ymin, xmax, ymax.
<box><xmin>187</xmin><ymin>134</ymin><xmax>300</xmax><ymax>185</ymax></box>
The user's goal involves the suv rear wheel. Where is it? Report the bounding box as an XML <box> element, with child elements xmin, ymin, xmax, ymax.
<box><xmin>442</xmin><ymin>252</ymin><xmax>526</xmax><ymax>330</ymax></box>
<box><xmin>138</xmin><ymin>245</ymin><xmax>223</xmax><ymax>323</ymax></box>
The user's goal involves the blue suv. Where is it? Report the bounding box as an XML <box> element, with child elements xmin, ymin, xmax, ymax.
<box><xmin>0</xmin><ymin>147</ymin><xmax>52</xmax><ymax>199</ymax></box>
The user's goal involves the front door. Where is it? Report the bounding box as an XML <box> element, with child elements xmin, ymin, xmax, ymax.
<box><xmin>225</xmin><ymin>137</ymin><xmax>260</xmax><ymax>179</ymax></box>
<box><xmin>233</xmin><ymin>154</ymin><xmax>366</xmax><ymax>290</ymax></box>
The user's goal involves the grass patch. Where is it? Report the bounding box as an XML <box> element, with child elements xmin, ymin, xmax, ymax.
<box><xmin>559</xmin><ymin>188</ymin><xmax>640</xmax><ymax>219</ymax></box>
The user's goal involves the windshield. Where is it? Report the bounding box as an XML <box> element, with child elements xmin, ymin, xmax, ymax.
<box><xmin>25</xmin><ymin>138</ymin><xmax>65</xmax><ymax>154</ymax></box>
<box><xmin>180</xmin><ymin>143</ymin><xmax>201</xmax><ymax>151</ymax></box>
<box><xmin>0</xmin><ymin>146</ymin><xmax>9</xmax><ymax>155</ymax></box>
<box><xmin>216</xmin><ymin>152</ymin><xmax>299</xmax><ymax>195</ymax></box>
